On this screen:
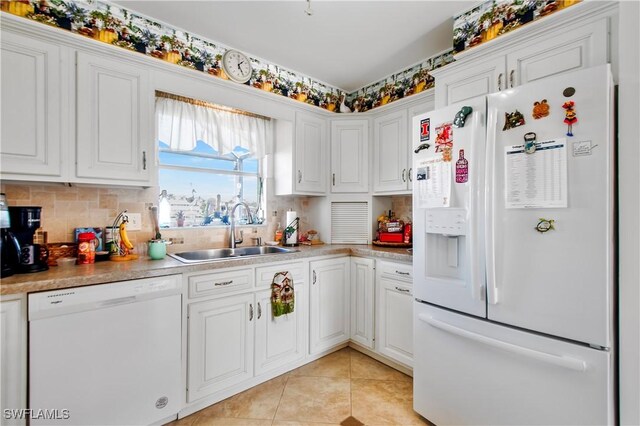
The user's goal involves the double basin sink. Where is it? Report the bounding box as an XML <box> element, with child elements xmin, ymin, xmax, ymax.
<box><xmin>169</xmin><ymin>246</ymin><xmax>297</xmax><ymax>264</ymax></box>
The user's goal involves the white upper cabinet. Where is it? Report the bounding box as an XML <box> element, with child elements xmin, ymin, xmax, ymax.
<box><xmin>274</xmin><ymin>112</ymin><xmax>328</xmax><ymax>196</ymax></box>
<box><xmin>295</xmin><ymin>112</ymin><xmax>327</xmax><ymax>194</ymax></box>
<box><xmin>1</xmin><ymin>32</ymin><xmax>64</xmax><ymax>181</ymax></box>
<box><xmin>76</xmin><ymin>52</ymin><xmax>152</xmax><ymax>184</ymax></box>
<box><xmin>432</xmin><ymin>4</ymin><xmax>613</xmax><ymax>108</ymax></box>
<box><xmin>373</xmin><ymin>110</ymin><xmax>408</xmax><ymax>193</ymax></box>
<box><xmin>330</xmin><ymin>119</ymin><xmax>369</xmax><ymax>193</ymax></box>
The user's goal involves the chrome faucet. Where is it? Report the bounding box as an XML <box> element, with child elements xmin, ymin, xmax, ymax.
<box><xmin>229</xmin><ymin>202</ymin><xmax>254</xmax><ymax>249</ymax></box>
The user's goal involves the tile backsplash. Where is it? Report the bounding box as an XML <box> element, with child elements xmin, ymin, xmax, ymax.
<box><xmin>1</xmin><ymin>181</ymin><xmax>309</xmax><ymax>252</ymax></box>
<box><xmin>391</xmin><ymin>195</ymin><xmax>413</xmax><ymax>223</ymax></box>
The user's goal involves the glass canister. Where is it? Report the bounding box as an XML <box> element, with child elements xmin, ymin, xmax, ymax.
<box><xmin>77</xmin><ymin>232</ymin><xmax>98</xmax><ymax>264</ymax></box>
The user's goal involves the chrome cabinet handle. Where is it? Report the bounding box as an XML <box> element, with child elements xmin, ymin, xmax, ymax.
<box><xmin>509</xmin><ymin>70</ymin><xmax>515</xmax><ymax>88</ymax></box>
<box><xmin>402</xmin><ymin>169</ymin><xmax>406</xmax><ymax>182</ymax></box>
<box><xmin>395</xmin><ymin>286</ymin><xmax>411</xmax><ymax>293</ymax></box>
<box><xmin>408</xmin><ymin>168</ymin><xmax>413</xmax><ymax>182</ymax></box>
<box><xmin>395</xmin><ymin>270</ymin><xmax>410</xmax><ymax>276</ymax></box>
<box><xmin>297</xmin><ymin>170</ymin><xmax>302</xmax><ymax>183</ymax></box>
<box><xmin>214</xmin><ymin>280</ymin><xmax>233</xmax><ymax>287</ymax></box>
<box><xmin>142</xmin><ymin>151</ymin><xmax>147</xmax><ymax>170</ymax></box>
<box><xmin>498</xmin><ymin>73</ymin><xmax>503</xmax><ymax>91</ymax></box>
<box><xmin>249</xmin><ymin>303</ymin><xmax>254</xmax><ymax>321</ymax></box>
<box><xmin>257</xmin><ymin>302</ymin><xmax>262</xmax><ymax>319</ymax></box>
<box><xmin>313</xmin><ymin>270</ymin><xmax>317</xmax><ymax>284</ymax></box>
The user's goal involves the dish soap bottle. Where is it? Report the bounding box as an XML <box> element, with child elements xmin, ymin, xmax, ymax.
<box><xmin>274</xmin><ymin>222</ymin><xmax>283</xmax><ymax>245</ymax></box>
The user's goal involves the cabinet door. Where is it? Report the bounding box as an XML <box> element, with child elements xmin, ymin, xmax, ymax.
<box><xmin>309</xmin><ymin>257</ymin><xmax>350</xmax><ymax>354</ymax></box>
<box><xmin>1</xmin><ymin>32</ymin><xmax>63</xmax><ymax>179</ymax></box>
<box><xmin>350</xmin><ymin>257</ymin><xmax>375</xmax><ymax>349</ymax></box>
<box><xmin>331</xmin><ymin>119</ymin><xmax>369</xmax><ymax>193</ymax></box>
<box><xmin>407</xmin><ymin>101</ymin><xmax>435</xmax><ymax>191</ymax></box>
<box><xmin>1</xmin><ymin>297</ymin><xmax>27</xmax><ymax>426</ymax></box>
<box><xmin>187</xmin><ymin>293</ymin><xmax>254</xmax><ymax>402</ymax></box>
<box><xmin>506</xmin><ymin>19</ymin><xmax>608</xmax><ymax>87</ymax></box>
<box><xmin>295</xmin><ymin>113</ymin><xmax>327</xmax><ymax>194</ymax></box>
<box><xmin>434</xmin><ymin>56</ymin><xmax>506</xmax><ymax>108</ymax></box>
<box><xmin>377</xmin><ymin>278</ymin><xmax>413</xmax><ymax>367</ymax></box>
<box><xmin>373</xmin><ymin>110</ymin><xmax>408</xmax><ymax>193</ymax></box>
<box><xmin>76</xmin><ymin>52</ymin><xmax>151</xmax><ymax>183</ymax></box>
<box><xmin>254</xmin><ymin>286</ymin><xmax>306</xmax><ymax>376</ymax></box>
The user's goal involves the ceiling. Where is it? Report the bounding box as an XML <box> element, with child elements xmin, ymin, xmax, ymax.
<box><xmin>114</xmin><ymin>1</ymin><xmax>475</xmax><ymax>92</ymax></box>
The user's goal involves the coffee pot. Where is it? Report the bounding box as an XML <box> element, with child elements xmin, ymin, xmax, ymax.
<box><xmin>8</xmin><ymin>206</ymin><xmax>49</xmax><ymax>273</ymax></box>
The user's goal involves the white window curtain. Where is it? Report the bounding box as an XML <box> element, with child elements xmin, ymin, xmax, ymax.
<box><xmin>156</xmin><ymin>97</ymin><xmax>272</xmax><ymax>158</ymax></box>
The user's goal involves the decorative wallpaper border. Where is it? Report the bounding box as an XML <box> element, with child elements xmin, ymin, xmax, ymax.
<box><xmin>1</xmin><ymin>0</ymin><xmax>458</xmax><ymax>114</ymax></box>
<box><xmin>346</xmin><ymin>50</ymin><xmax>454</xmax><ymax>113</ymax></box>
<box><xmin>453</xmin><ymin>0</ymin><xmax>582</xmax><ymax>54</ymax></box>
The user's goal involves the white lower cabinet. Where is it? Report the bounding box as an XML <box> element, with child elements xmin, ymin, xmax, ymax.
<box><xmin>350</xmin><ymin>257</ymin><xmax>375</xmax><ymax>349</ymax></box>
<box><xmin>376</xmin><ymin>261</ymin><xmax>414</xmax><ymax>367</ymax></box>
<box><xmin>254</xmin><ymin>286</ymin><xmax>306</xmax><ymax>375</ymax></box>
<box><xmin>1</xmin><ymin>296</ymin><xmax>27</xmax><ymax>426</ymax></box>
<box><xmin>187</xmin><ymin>293</ymin><xmax>255</xmax><ymax>402</ymax></box>
<box><xmin>309</xmin><ymin>257</ymin><xmax>350</xmax><ymax>354</ymax></box>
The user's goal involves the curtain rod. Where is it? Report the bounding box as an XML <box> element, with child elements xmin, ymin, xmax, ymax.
<box><xmin>155</xmin><ymin>90</ymin><xmax>271</xmax><ymax>121</ymax></box>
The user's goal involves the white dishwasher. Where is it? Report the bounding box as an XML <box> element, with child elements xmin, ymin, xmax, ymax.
<box><xmin>29</xmin><ymin>275</ymin><xmax>182</xmax><ymax>425</ymax></box>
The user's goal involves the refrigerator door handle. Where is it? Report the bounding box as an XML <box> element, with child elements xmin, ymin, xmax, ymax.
<box><xmin>485</xmin><ymin>102</ymin><xmax>499</xmax><ymax>305</ymax></box>
<box><xmin>418</xmin><ymin>314</ymin><xmax>588</xmax><ymax>372</ymax></box>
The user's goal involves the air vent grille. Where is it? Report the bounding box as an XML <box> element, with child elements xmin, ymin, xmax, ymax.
<box><xmin>331</xmin><ymin>202</ymin><xmax>369</xmax><ymax>244</ymax></box>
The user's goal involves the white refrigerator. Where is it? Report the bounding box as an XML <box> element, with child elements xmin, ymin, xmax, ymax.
<box><xmin>412</xmin><ymin>64</ymin><xmax>614</xmax><ymax>425</ymax></box>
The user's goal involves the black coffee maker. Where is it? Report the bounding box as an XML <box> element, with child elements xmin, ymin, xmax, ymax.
<box><xmin>7</xmin><ymin>206</ymin><xmax>49</xmax><ymax>273</ymax></box>
<box><xmin>0</xmin><ymin>194</ymin><xmax>20</xmax><ymax>277</ymax></box>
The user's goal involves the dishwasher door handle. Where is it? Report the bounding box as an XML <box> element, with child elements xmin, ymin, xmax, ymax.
<box><xmin>98</xmin><ymin>296</ymin><xmax>137</xmax><ymax>308</ymax></box>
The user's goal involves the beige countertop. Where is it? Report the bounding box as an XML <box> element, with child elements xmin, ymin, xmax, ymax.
<box><xmin>0</xmin><ymin>244</ymin><xmax>412</xmax><ymax>296</ymax></box>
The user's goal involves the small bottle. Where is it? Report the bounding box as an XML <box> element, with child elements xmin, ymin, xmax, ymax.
<box><xmin>274</xmin><ymin>223</ymin><xmax>283</xmax><ymax>245</ymax></box>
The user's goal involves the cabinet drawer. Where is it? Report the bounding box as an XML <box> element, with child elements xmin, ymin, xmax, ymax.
<box><xmin>378</xmin><ymin>261</ymin><xmax>413</xmax><ymax>284</ymax></box>
<box><xmin>255</xmin><ymin>261</ymin><xmax>306</xmax><ymax>289</ymax></box>
<box><xmin>188</xmin><ymin>268</ymin><xmax>253</xmax><ymax>299</ymax></box>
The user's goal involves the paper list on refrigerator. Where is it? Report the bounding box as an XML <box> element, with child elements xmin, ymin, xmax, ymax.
<box><xmin>505</xmin><ymin>138</ymin><xmax>567</xmax><ymax>209</ymax></box>
<box><xmin>416</xmin><ymin>157</ymin><xmax>451</xmax><ymax>209</ymax></box>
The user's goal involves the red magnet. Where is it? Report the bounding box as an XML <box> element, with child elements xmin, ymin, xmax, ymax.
<box><xmin>455</xmin><ymin>149</ymin><xmax>468</xmax><ymax>183</ymax></box>
<box><xmin>562</xmin><ymin>101</ymin><xmax>577</xmax><ymax>136</ymax></box>
<box><xmin>435</xmin><ymin>122</ymin><xmax>453</xmax><ymax>153</ymax></box>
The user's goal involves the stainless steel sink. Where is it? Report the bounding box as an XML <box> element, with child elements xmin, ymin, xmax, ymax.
<box><xmin>169</xmin><ymin>246</ymin><xmax>297</xmax><ymax>263</ymax></box>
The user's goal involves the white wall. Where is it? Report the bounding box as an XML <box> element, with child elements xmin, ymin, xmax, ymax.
<box><xmin>617</xmin><ymin>1</ymin><xmax>640</xmax><ymax>424</ymax></box>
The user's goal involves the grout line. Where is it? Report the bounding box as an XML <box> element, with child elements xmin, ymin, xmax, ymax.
<box><xmin>272</xmin><ymin>372</ymin><xmax>290</xmax><ymax>423</ymax></box>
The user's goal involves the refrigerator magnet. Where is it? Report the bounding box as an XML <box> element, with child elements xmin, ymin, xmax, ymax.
<box><xmin>536</xmin><ymin>218</ymin><xmax>555</xmax><ymax>233</ymax></box>
<box><xmin>503</xmin><ymin>110</ymin><xmax>526</xmax><ymax>130</ymax></box>
<box><xmin>420</xmin><ymin>118</ymin><xmax>431</xmax><ymax>142</ymax></box>
<box><xmin>532</xmin><ymin>100</ymin><xmax>550</xmax><ymax>119</ymax></box>
<box><xmin>524</xmin><ymin>132</ymin><xmax>537</xmax><ymax>154</ymax></box>
<box><xmin>455</xmin><ymin>149</ymin><xmax>468</xmax><ymax>183</ymax></box>
<box><xmin>563</xmin><ymin>87</ymin><xmax>576</xmax><ymax>97</ymax></box>
<box><xmin>563</xmin><ymin>101</ymin><xmax>578</xmax><ymax>136</ymax></box>
<box><xmin>435</xmin><ymin>122</ymin><xmax>453</xmax><ymax>153</ymax></box>
<box><xmin>453</xmin><ymin>106</ymin><xmax>473</xmax><ymax>128</ymax></box>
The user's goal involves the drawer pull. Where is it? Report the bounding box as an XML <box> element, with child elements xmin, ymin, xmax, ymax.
<box><xmin>509</xmin><ymin>70</ymin><xmax>515</xmax><ymax>88</ymax></box>
<box><xmin>257</xmin><ymin>302</ymin><xmax>262</xmax><ymax>319</ymax></box>
<box><xmin>214</xmin><ymin>280</ymin><xmax>233</xmax><ymax>287</ymax></box>
<box><xmin>313</xmin><ymin>270</ymin><xmax>317</xmax><ymax>285</ymax></box>
<box><xmin>395</xmin><ymin>270</ymin><xmax>410</xmax><ymax>276</ymax></box>
<box><xmin>249</xmin><ymin>303</ymin><xmax>254</xmax><ymax>321</ymax></box>
<box><xmin>498</xmin><ymin>73</ymin><xmax>503</xmax><ymax>91</ymax></box>
<box><xmin>395</xmin><ymin>286</ymin><xmax>411</xmax><ymax>293</ymax></box>
<box><xmin>298</xmin><ymin>170</ymin><xmax>302</xmax><ymax>183</ymax></box>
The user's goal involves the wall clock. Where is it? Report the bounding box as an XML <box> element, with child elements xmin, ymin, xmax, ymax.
<box><xmin>221</xmin><ymin>49</ymin><xmax>253</xmax><ymax>84</ymax></box>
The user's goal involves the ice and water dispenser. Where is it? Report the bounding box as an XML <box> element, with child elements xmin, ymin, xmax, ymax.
<box><xmin>424</xmin><ymin>208</ymin><xmax>468</xmax><ymax>281</ymax></box>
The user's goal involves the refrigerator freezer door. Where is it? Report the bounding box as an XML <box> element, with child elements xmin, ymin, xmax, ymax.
<box><xmin>413</xmin><ymin>302</ymin><xmax>614</xmax><ymax>426</ymax></box>
<box><xmin>485</xmin><ymin>65</ymin><xmax>613</xmax><ymax>347</ymax></box>
<box><xmin>412</xmin><ymin>98</ymin><xmax>486</xmax><ymax>317</ymax></box>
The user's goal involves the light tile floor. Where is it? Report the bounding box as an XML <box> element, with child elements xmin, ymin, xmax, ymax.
<box><xmin>170</xmin><ymin>347</ymin><xmax>431</xmax><ymax>426</ymax></box>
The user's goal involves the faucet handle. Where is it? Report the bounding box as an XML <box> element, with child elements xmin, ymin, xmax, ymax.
<box><xmin>251</xmin><ymin>236</ymin><xmax>262</xmax><ymax>246</ymax></box>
